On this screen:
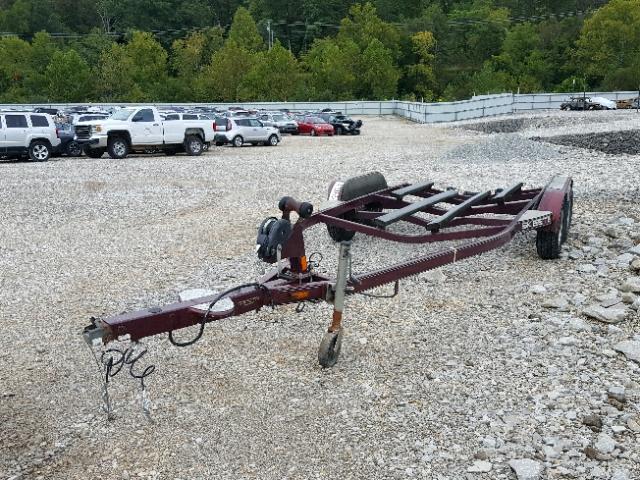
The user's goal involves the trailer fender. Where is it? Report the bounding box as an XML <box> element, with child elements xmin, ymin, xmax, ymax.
<box><xmin>537</xmin><ymin>175</ymin><xmax>572</xmax><ymax>232</ymax></box>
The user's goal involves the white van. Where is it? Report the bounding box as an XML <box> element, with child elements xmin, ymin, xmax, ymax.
<box><xmin>0</xmin><ymin>112</ymin><xmax>61</xmax><ymax>161</ymax></box>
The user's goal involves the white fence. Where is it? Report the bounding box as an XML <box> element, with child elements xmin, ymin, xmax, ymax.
<box><xmin>1</xmin><ymin>91</ymin><xmax>637</xmax><ymax>124</ymax></box>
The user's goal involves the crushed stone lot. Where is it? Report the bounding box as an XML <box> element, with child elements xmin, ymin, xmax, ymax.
<box><xmin>1</xmin><ymin>112</ymin><xmax>640</xmax><ymax>480</ymax></box>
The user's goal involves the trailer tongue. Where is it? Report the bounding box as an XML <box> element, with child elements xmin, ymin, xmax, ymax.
<box><xmin>84</xmin><ymin>172</ymin><xmax>573</xmax><ymax>369</ymax></box>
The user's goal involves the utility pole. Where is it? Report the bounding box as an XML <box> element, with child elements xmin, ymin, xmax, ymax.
<box><xmin>267</xmin><ymin>20</ymin><xmax>271</xmax><ymax>50</ymax></box>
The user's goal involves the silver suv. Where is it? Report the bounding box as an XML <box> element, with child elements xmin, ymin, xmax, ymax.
<box><xmin>214</xmin><ymin>117</ymin><xmax>281</xmax><ymax>147</ymax></box>
<box><xmin>0</xmin><ymin>112</ymin><xmax>61</xmax><ymax>161</ymax></box>
<box><xmin>258</xmin><ymin>112</ymin><xmax>299</xmax><ymax>134</ymax></box>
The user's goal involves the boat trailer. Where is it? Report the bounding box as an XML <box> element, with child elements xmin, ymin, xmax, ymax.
<box><xmin>84</xmin><ymin>172</ymin><xmax>573</xmax><ymax>369</ymax></box>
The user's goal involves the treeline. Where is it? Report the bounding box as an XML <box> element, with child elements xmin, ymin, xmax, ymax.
<box><xmin>0</xmin><ymin>0</ymin><xmax>638</xmax><ymax>103</ymax></box>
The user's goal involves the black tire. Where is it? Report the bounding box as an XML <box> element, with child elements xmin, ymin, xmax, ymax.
<box><xmin>536</xmin><ymin>191</ymin><xmax>572</xmax><ymax>259</ymax></box>
<box><xmin>66</xmin><ymin>141</ymin><xmax>82</xmax><ymax>157</ymax></box>
<box><xmin>215</xmin><ymin>141</ymin><xmax>224</xmax><ymax>147</ymax></box>
<box><xmin>318</xmin><ymin>330</ymin><xmax>343</xmax><ymax>368</ymax></box>
<box><xmin>107</xmin><ymin>136</ymin><xmax>129</xmax><ymax>159</ymax></box>
<box><xmin>184</xmin><ymin>135</ymin><xmax>204</xmax><ymax>156</ymax></box>
<box><xmin>232</xmin><ymin>136</ymin><xmax>243</xmax><ymax>147</ymax></box>
<box><xmin>28</xmin><ymin>141</ymin><xmax>51</xmax><ymax>162</ymax></box>
<box><xmin>326</xmin><ymin>171</ymin><xmax>388</xmax><ymax>242</ymax></box>
<box><xmin>268</xmin><ymin>134</ymin><xmax>279</xmax><ymax>146</ymax></box>
<box><xmin>84</xmin><ymin>146</ymin><xmax>105</xmax><ymax>158</ymax></box>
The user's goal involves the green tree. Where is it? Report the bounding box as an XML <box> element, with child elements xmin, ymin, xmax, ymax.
<box><xmin>0</xmin><ymin>36</ymin><xmax>33</xmax><ymax>102</ymax></box>
<box><xmin>239</xmin><ymin>41</ymin><xmax>302</xmax><ymax>101</ymax></box>
<box><xmin>228</xmin><ymin>6</ymin><xmax>264</xmax><ymax>52</ymax></box>
<box><xmin>303</xmin><ymin>37</ymin><xmax>359</xmax><ymax>100</ymax></box>
<box><xmin>338</xmin><ymin>2</ymin><xmax>402</xmax><ymax>59</ymax></box>
<box><xmin>406</xmin><ymin>31</ymin><xmax>437</xmax><ymax>100</ymax></box>
<box><xmin>575</xmin><ymin>0</ymin><xmax>640</xmax><ymax>89</ymax></box>
<box><xmin>45</xmin><ymin>50</ymin><xmax>93</xmax><ymax>101</ymax></box>
<box><xmin>203</xmin><ymin>40</ymin><xmax>255</xmax><ymax>101</ymax></box>
<box><xmin>359</xmin><ymin>39</ymin><xmax>399</xmax><ymax>98</ymax></box>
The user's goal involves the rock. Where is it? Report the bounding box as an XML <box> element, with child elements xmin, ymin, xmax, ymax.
<box><xmin>611</xmin><ymin>470</ymin><xmax>629</xmax><ymax>480</ymax></box>
<box><xmin>577</xmin><ymin>264</ymin><xmax>597</xmax><ymax>273</ymax></box>
<box><xmin>630</xmin><ymin>258</ymin><xmax>640</xmax><ymax>272</ymax></box>
<box><xmin>543</xmin><ymin>295</ymin><xmax>569</xmax><ymax>310</ymax></box>
<box><xmin>621</xmin><ymin>277</ymin><xmax>640</xmax><ymax>293</ymax></box>
<box><xmin>423</xmin><ymin>269</ymin><xmax>446</xmax><ymax>283</ymax></box>
<box><xmin>632</xmin><ymin>298</ymin><xmax>640</xmax><ymax>311</ymax></box>
<box><xmin>508</xmin><ymin>459</ymin><xmax>543</xmax><ymax>480</ymax></box>
<box><xmin>582</xmin><ymin>414</ymin><xmax>603</xmax><ymax>432</ymax></box>
<box><xmin>616</xmin><ymin>253</ymin><xmax>634</xmax><ymax>265</ymax></box>
<box><xmin>467</xmin><ymin>460</ymin><xmax>492</xmax><ymax>473</ymax></box>
<box><xmin>571</xmin><ymin>293</ymin><xmax>588</xmax><ymax>306</ymax></box>
<box><xmin>607</xmin><ymin>386</ymin><xmax>626</xmax><ymax>403</ymax></box>
<box><xmin>611</xmin><ymin>425</ymin><xmax>626</xmax><ymax>434</ymax></box>
<box><xmin>621</xmin><ymin>292</ymin><xmax>637</xmax><ymax>304</ymax></box>
<box><xmin>584</xmin><ymin>304</ymin><xmax>629</xmax><ymax>324</ymax></box>
<box><xmin>530</xmin><ymin>285</ymin><xmax>547</xmax><ymax>295</ymax></box>
<box><xmin>626</xmin><ymin>416</ymin><xmax>640</xmax><ymax>432</ymax></box>
<box><xmin>557</xmin><ymin>336</ymin><xmax>578</xmax><ymax>346</ymax></box>
<box><xmin>594</xmin><ymin>433</ymin><xmax>616</xmax><ymax>455</ymax></box>
<box><xmin>568</xmin><ymin>317</ymin><xmax>589</xmax><ymax>332</ymax></box>
<box><xmin>629</xmin><ymin>244</ymin><xmax>640</xmax><ymax>256</ymax></box>
<box><xmin>613</xmin><ymin>340</ymin><xmax>640</xmax><ymax>363</ymax></box>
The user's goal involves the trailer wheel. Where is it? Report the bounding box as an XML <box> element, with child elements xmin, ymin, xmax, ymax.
<box><xmin>318</xmin><ymin>330</ymin><xmax>343</xmax><ymax>368</ymax></box>
<box><xmin>536</xmin><ymin>191</ymin><xmax>572</xmax><ymax>260</ymax></box>
<box><xmin>327</xmin><ymin>172</ymin><xmax>388</xmax><ymax>242</ymax></box>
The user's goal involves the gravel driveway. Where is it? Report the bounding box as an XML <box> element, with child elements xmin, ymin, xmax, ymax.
<box><xmin>1</xmin><ymin>113</ymin><xmax>639</xmax><ymax>480</ymax></box>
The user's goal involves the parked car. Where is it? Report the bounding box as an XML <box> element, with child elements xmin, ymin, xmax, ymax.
<box><xmin>214</xmin><ymin>117</ymin><xmax>281</xmax><ymax>147</ymax></box>
<box><xmin>616</xmin><ymin>97</ymin><xmax>640</xmax><ymax>109</ymax></box>
<box><xmin>560</xmin><ymin>96</ymin><xmax>595</xmax><ymax>111</ymax></box>
<box><xmin>590</xmin><ymin>97</ymin><xmax>617</xmax><ymax>110</ymax></box>
<box><xmin>317</xmin><ymin>113</ymin><xmax>362</xmax><ymax>135</ymax></box>
<box><xmin>55</xmin><ymin>123</ymin><xmax>83</xmax><ymax>157</ymax></box>
<box><xmin>258</xmin><ymin>112</ymin><xmax>299</xmax><ymax>134</ymax></box>
<box><xmin>69</xmin><ymin>113</ymin><xmax>111</xmax><ymax>124</ymax></box>
<box><xmin>0</xmin><ymin>112</ymin><xmax>61</xmax><ymax>161</ymax></box>
<box><xmin>74</xmin><ymin>106</ymin><xmax>215</xmax><ymax>159</ymax></box>
<box><xmin>296</xmin><ymin>116</ymin><xmax>334</xmax><ymax>136</ymax></box>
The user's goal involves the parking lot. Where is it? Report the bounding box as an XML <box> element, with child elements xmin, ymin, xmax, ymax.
<box><xmin>1</xmin><ymin>113</ymin><xmax>640</xmax><ymax>479</ymax></box>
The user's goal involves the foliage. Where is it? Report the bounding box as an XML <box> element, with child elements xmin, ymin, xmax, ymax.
<box><xmin>0</xmin><ymin>0</ymin><xmax>637</xmax><ymax>102</ymax></box>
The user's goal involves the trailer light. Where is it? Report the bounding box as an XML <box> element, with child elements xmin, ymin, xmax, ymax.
<box><xmin>299</xmin><ymin>256</ymin><xmax>308</xmax><ymax>272</ymax></box>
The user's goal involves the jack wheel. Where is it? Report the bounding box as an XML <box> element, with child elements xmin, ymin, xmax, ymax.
<box><xmin>318</xmin><ymin>329</ymin><xmax>343</xmax><ymax>368</ymax></box>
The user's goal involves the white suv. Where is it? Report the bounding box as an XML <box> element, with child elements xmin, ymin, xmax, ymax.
<box><xmin>214</xmin><ymin>117</ymin><xmax>281</xmax><ymax>147</ymax></box>
<box><xmin>0</xmin><ymin>112</ymin><xmax>61</xmax><ymax>161</ymax></box>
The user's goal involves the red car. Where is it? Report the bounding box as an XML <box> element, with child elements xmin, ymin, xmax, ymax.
<box><xmin>296</xmin><ymin>116</ymin><xmax>334</xmax><ymax>136</ymax></box>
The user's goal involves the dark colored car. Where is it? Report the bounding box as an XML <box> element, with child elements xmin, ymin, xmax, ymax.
<box><xmin>318</xmin><ymin>113</ymin><xmax>362</xmax><ymax>135</ymax></box>
<box><xmin>55</xmin><ymin>123</ymin><xmax>83</xmax><ymax>157</ymax></box>
<box><xmin>560</xmin><ymin>96</ymin><xmax>594</xmax><ymax>111</ymax></box>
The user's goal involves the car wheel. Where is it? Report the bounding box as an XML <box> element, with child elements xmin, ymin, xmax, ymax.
<box><xmin>107</xmin><ymin>136</ymin><xmax>129</xmax><ymax>159</ymax></box>
<box><xmin>268</xmin><ymin>134</ymin><xmax>279</xmax><ymax>146</ymax></box>
<box><xmin>335</xmin><ymin>126</ymin><xmax>343</xmax><ymax>136</ymax></box>
<box><xmin>29</xmin><ymin>141</ymin><xmax>51</xmax><ymax>162</ymax></box>
<box><xmin>184</xmin><ymin>135</ymin><xmax>204</xmax><ymax>156</ymax></box>
<box><xmin>310</xmin><ymin>129</ymin><xmax>317</xmax><ymax>136</ymax></box>
<box><xmin>66</xmin><ymin>141</ymin><xmax>82</xmax><ymax>157</ymax></box>
<box><xmin>232</xmin><ymin>135</ymin><xmax>244</xmax><ymax>147</ymax></box>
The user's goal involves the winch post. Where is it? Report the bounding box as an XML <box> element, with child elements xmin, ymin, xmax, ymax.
<box><xmin>329</xmin><ymin>241</ymin><xmax>351</xmax><ymax>332</ymax></box>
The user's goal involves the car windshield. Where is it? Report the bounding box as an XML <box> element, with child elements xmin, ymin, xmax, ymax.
<box><xmin>111</xmin><ymin>109</ymin><xmax>135</xmax><ymax>121</ymax></box>
<box><xmin>307</xmin><ymin>117</ymin><xmax>323</xmax><ymax>124</ymax></box>
<box><xmin>273</xmin><ymin>115</ymin><xmax>286</xmax><ymax>121</ymax></box>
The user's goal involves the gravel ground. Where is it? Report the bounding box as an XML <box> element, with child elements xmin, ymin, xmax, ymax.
<box><xmin>1</xmin><ymin>112</ymin><xmax>639</xmax><ymax>480</ymax></box>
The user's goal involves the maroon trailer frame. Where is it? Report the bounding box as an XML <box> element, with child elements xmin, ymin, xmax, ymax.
<box><xmin>84</xmin><ymin>173</ymin><xmax>573</xmax><ymax>367</ymax></box>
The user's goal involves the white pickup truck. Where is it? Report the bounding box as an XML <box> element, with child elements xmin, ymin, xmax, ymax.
<box><xmin>74</xmin><ymin>106</ymin><xmax>215</xmax><ymax>159</ymax></box>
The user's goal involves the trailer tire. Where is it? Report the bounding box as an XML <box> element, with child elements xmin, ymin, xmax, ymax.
<box><xmin>318</xmin><ymin>329</ymin><xmax>343</xmax><ymax>368</ymax></box>
<box><xmin>326</xmin><ymin>171</ymin><xmax>388</xmax><ymax>242</ymax></box>
<box><xmin>536</xmin><ymin>191</ymin><xmax>572</xmax><ymax>260</ymax></box>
